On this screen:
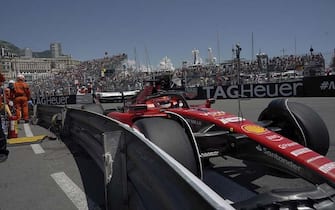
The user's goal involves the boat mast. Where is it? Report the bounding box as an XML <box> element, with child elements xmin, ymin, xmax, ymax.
<box><xmin>144</xmin><ymin>46</ymin><xmax>153</xmax><ymax>80</ymax></box>
<box><xmin>251</xmin><ymin>32</ymin><xmax>254</xmax><ymax>61</ymax></box>
<box><xmin>217</xmin><ymin>31</ymin><xmax>221</xmax><ymax>64</ymax></box>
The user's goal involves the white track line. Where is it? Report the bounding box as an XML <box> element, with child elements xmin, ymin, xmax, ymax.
<box><xmin>31</xmin><ymin>144</ymin><xmax>45</xmax><ymax>154</ymax></box>
<box><xmin>24</xmin><ymin>123</ymin><xmax>45</xmax><ymax>154</ymax></box>
<box><xmin>23</xmin><ymin>123</ymin><xmax>34</xmax><ymax>137</ymax></box>
<box><xmin>51</xmin><ymin>172</ymin><xmax>99</xmax><ymax>210</ymax></box>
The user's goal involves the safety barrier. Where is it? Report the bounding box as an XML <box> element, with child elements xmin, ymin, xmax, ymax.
<box><xmin>35</xmin><ymin>104</ymin><xmax>234</xmax><ymax>210</ymax></box>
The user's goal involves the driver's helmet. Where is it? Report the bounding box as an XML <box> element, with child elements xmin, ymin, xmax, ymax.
<box><xmin>155</xmin><ymin>96</ymin><xmax>171</xmax><ymax>108</ymax></box>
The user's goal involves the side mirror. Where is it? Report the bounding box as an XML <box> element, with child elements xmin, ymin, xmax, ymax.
<box><xmin>205</xmin><ymin>98</ymin><xmax>215</xmax><ymax>108</ymax></box>
<box><xmin>207</xmin><ymin>98</ymin><xmax>215</xmax><ymax>104</ymax></box>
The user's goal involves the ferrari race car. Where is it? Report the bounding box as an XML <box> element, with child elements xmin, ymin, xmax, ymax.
<box><xmin>99</xmin><ymin>85</ymin><xmax>335</xmax><ymax>209</ymax></box>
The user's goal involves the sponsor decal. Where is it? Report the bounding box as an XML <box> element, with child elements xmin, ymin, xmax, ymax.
<box><xmin>202</xmin><ymin>82</ymin><xmax>303</xmax><ymax>99</ymax></box>
<box><xmin>185</xmin><ymin>118</ymin><xmax>202</xmax><ymax>126</ymax></box>
<box><xmin>33</xmin><ymin>95</ymin><xmax>71</xmax><ymax>105</ymax></box>
<box><xmin>266</xmin><ymin>134</ymin><xmax>284</xmax><ymax>142</ymax></box>
<box><xmin>320</xmin><ymin>81</ymin><xmax>335</xmax><ymax>90</ymax></box>
<box><xmin>241</xmin><ymin>124</ymin><xmax>268</xmax><ymax>134</ymax></box>
<box><xmin>207</xmin><ymin>111</ymin><xmax>226</xmax><ymax>117</ymax></box>
<box><xmin>220</xmin><ymin>116</ymin><xmax>244</xmax><ymax>124</ymax></box>
<box><xmin>200</xmin><ymin>151</ymin><xmax>219</xmax><ymax>158</ymax></box>
<box><xmin>256</xmin><ymin>145</ymin><xmax>301</xmax><ymax>172</ymax></box>
<box><xmin>319</xmin><ymin>162</ymin><xmax>335</xmax><ymax>173</ymax></box>
<box><xmin>307</xmin><ymin>155</ymin><xmax>323</xmax><ymax>163</ymax></box>
<box><xmin>278</xmin><ymin>142</ymin><xmax>299</xmax><ymax>149</ymax></box>
<box><xmin>290</xmin><ymin>148</ymin><xmax>312</xmax><ymax>157</ymax></box>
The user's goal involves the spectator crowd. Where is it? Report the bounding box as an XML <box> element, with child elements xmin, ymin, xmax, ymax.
<box><xmin>29</xmin><ymin>52</ymin><xmax>326</xmax><ymax>98</ymax></box>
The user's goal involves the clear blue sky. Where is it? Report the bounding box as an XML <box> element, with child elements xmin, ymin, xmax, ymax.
<box><xmin>1</xmin><ymin>0</ymin><xmax>334</xmax><ymax>67</ymax></box>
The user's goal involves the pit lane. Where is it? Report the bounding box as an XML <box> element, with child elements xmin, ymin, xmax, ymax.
<box><xmin>0</xmin><ymin>97</ymin><xmax>334</xmax><ymax>209</ymax></box>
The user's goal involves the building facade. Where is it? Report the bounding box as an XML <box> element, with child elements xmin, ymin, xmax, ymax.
<box><xmin>0</xmin><ymin>42</ymin><xmax>80</xmax><ymax>83</ymax></box>
<box><xmin>0</xmin><ymin>46</ymin><xmax>17</xmax><ymax>80</ymax></box>
<box><xmin>10</xmin><ymin>56</ymin><xmax>80</xmax><ymax>82</ymax></box>
<box><xmin>50</xmin><ymin>42</ymin><xmax>62</xmax><ymax>58</ymax></box>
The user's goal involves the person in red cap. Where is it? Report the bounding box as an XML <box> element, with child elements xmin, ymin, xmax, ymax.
<box><xmin>13</xmin><ymin>74</ymin><xmax>31</xmax><ymax>123</ymax></box>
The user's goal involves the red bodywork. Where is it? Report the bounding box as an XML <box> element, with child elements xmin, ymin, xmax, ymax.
<box><xmin>107</xmin><ymin>85</ymin><xmax>335</xmax><ymax>185</ymax></box>
<box><xmin>171</xmin><ymin>107</ymin><xmax>335</xmax><ymax>183</ymax></box>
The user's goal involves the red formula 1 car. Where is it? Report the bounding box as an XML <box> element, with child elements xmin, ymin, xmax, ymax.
<box><xmin>101</xmin><ymin>84</ymin><xmax>335</xmax><ymax>209</ymax></box>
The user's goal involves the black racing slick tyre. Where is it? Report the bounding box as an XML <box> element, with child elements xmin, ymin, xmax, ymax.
<box><xmin>133</xmin><ymin>117</ymin><xmax>201</xmax><ymax>178</ymax></box>
<box><xmin>258</xmin><ymin>99</ymin><xmax>329</xmax><ymax>155</ymax></box>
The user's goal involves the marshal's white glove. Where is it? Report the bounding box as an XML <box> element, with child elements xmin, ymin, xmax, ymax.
<box><xmin>8</xmin><ymin>101</ymin><xmax>13</xmax><ymax>107</ymax></box>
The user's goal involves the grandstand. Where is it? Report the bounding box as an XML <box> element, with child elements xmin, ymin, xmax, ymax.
<box><xmin>29</xmin><ymin>51</ymin><xmax>327</xmax><ymax>98</ymax></box>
